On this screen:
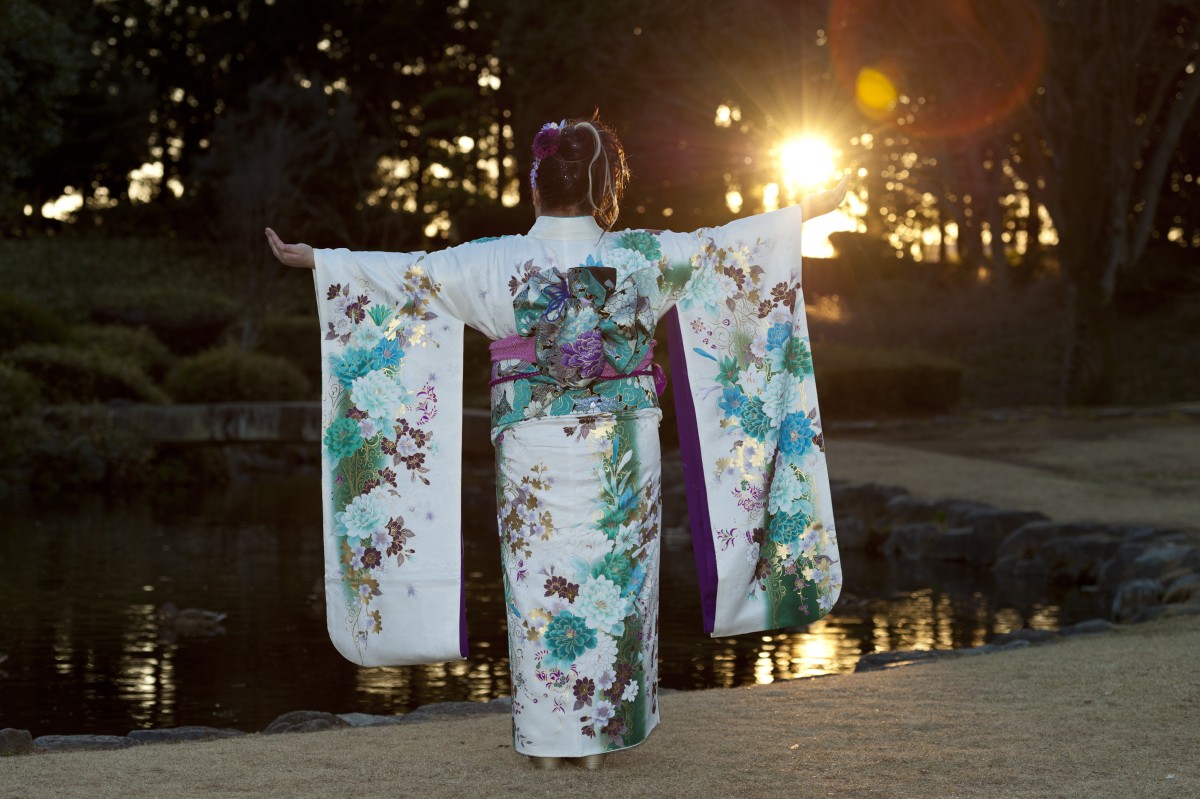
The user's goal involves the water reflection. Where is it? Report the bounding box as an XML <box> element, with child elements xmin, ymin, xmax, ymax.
<box><xmin>0</xmin><ymin>473</ymin><xmax>1106</xmax><ymax>737</ymax></box>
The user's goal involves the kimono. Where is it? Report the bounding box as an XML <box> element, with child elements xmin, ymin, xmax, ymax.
<box><xmin>312</xmin><ymin>206</ymin><xmax>841</xmax><ymax>757</ymax></box>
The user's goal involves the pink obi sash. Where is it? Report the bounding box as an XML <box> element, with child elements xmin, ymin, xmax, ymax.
<box><xmin>488</xmin><ymin>334</ymin><xmax>667</xmax><ymax>395</ymax></box>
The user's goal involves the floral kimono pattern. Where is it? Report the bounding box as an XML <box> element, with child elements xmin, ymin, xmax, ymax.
<box><xmin>312</xmin><ymin>207</ymin><xmax>840</xmax><ymax>758</ymax></box>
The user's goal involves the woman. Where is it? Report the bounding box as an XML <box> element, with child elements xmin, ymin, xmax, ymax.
<box><xmin>267</xmin><ymin>116</ymin><xmax>847</xmax><ymax>769</ymax></box>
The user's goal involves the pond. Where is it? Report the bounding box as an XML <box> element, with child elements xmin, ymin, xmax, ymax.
<box><xmin>0</xmin><ymin>465</ymin><xmax>1107</xmax><ymax>737</ymax></box>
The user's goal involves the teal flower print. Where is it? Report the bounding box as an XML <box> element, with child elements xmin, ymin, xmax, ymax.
<box><xmin>618</xmin><ymin>230</ymin><xmax>663</xmax><ymax>262</ymax></box>
<box><xmin>590</xmin><ymin>551</ymin><xmax>633</xmax><ymax>588</ymax></box>
<box><xmin>544</xmin><ymin>611</ymin><xmax>597</xmax><ymax>664</ymax></box>
<box><xmin>324</xmin><ymin>417</ymin><xmax>365</xmax><ymax>460</ymax></box>
<box><xmin>739</xmin><ymin>397</ymin><xmax>772</xmax><ymax>441</ymax></box>
<box><xmin>769</xmin><ymin>510</ymin><xmax>812</xmax><ymax>544</ymax></box>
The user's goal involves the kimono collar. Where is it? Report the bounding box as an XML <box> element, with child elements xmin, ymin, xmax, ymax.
<box><xmin>528</xmin><ymin>214</ymin><xmax>605</xmax><ymax>241</ymax></box>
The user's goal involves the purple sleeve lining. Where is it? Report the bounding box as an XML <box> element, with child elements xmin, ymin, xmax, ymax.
<box><xmin>665</xmin><ymin>307</ymin><xmax>718</xmax><ymax>635</ymax></box>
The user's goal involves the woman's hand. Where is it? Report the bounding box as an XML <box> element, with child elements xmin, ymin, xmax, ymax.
<box><xmin>800</xmin><ymin>174</ymin><xmax>850</xmax><ymax>221</ymax></box>
<box><xmin>265</xmin><ymin>227</ymin><xmax>315</xmax><ymax>270</ymax></box>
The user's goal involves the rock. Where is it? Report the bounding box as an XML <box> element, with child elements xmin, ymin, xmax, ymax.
<box><xmin>337</xmin><ymin>713</ymin><xmax>406</xmax><ymax>728</ymax></box>
<box><xmin>884</xmin><ymin>495</ymin><xmax>942</xmax><ymax>526</ymax></box>
<box><xmin>1164</xmin><ymin>573</ymin><xmax>1200</xmax><ymax>604</ymax></box>
<box><xmin>940</xmin><ymin>500</ymin><xmax>997</xmax><ymax>527</ymax></box>
<box><xmin>997</xmin><ymin>521</ymin><xmax>1112</xmax><ymax>561</ymax></box>
<box><xmin>1041</xmin><ymin>534</ymin><xmax>1122</xmax><ymax>585</ymax></box>
<box><xmin>34</xmin><ymin>735</ymin><xmax>136</xmax><ymax>752</ymax></box>
<box><xmin>854</xmin><ymin>649</ymin><xmax>945</xmax><ymax>672</ymax></box>
<box><xmin>1132</xmin><ymin>547</ymin><xmax>1199</xmax><ymax>582</ymax></box>
<box><xmin>830</xmin><ymin>483</ymin><xmax>907</xmax><ymax>522</ymax></box>
<box><xmin>927</xmin><ymin>527</ymin><xmax>981</xmax><ymax>563</ymax></box>
<box><xmin>126</xmin><ymin>726</ymin><xmax>245</xmax><ymax>744</ymax></box>
<box><xmin>957</xmin><ymin>640</ymin><xmax>1031</xmax><ymax>657</ymax></box>
<box><xmin>881</xmin><ymin>523</ymin><xmax>941</xmax><ymax>561</ymax></box>
<box><xmin>992</xmin><ymin>554</ymin><xmax>1048</xmax><ymax>579</ymax></box>
<box><xmin>989</xmin><ymin>628</ymin><xmax>1058</xmax><ymax>646</ymax></box>
<box><xmin>834</xmin><ymin>516</ymin><xmax>869</xmax><ymax>550</ymax></box>
<box><xmin>1059</xmin><ymin>618</ymin><xmax>1116</xmax><ymax>636</ymax></box>
<box><xmin>1128</xmin><ymin>604</ymin><xmax>1200</xmax><ymax>624</ymax></box>
<box><xmin>262</xmin><ymin>710</ymin><xmax>350</xmax><ymax>735</ymax></box>
<box><xmin>1097</xmin><ymin>542</ymin><xmax>1152</xmax><ymax>588</ymax></box>
<box><xmin>1110</xmin><ymin>579</ymin><xmax>1165</xmax><ymax>622</ymax></box>
<box><xmin>954</xmin><ymin>509</ymin><xmax>1050</xmax><ymax>565</ymax></box>
<box><xmin>0</xmin><ymin>728</ymin><xmax>34</xmax><ymax>755</ymax></box>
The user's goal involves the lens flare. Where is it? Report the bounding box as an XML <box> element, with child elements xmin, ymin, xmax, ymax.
<box><xmin>856</xmin><ymin>67</ymin><xmax>898</xmax><ymax>116</ymax></box>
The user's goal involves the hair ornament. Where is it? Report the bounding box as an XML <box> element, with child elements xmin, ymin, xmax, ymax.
<box><xmin>530</xmin><ymin>119</ymin><xmax>567</xmax><ymax>189</ymax></box>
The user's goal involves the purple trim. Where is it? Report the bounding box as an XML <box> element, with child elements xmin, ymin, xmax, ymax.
<box><xmin>665</xmin><ymin>308</ymin><xmax>718</xmax><ymax>634</ymax></box>
<box><xmin>459</xmin><ymin>527</ymin><xmax>469</xmax><ymax>659</ymax></box>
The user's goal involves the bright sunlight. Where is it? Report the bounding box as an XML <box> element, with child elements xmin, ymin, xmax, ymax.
<box><xmin>778</xmin><ymin>136</ymin><xmax>837</xmax><ymax>192</ymax></box>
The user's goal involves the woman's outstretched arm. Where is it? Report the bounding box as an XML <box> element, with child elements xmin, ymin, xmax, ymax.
<box><xmin>265</xmin><ymin>227</ymin><xmax>315</xmax><ymax>269</ymax></box>
<box><xmin>800</xmin><ymin>174</ymin><xmax>850</xmax><ymax>221</ymax></box>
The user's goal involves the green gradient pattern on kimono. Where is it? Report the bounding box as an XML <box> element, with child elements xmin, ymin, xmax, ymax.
<box><xmin>497</xmin><ymin>410</ymin><xmax>661</xmax><ymax>755</ymax></box>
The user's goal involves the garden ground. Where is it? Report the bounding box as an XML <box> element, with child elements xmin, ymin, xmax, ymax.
<box><xmin>4</xmin><ymin>410</ymin><xmax>1199</xmax><ymax>798</ymax></box>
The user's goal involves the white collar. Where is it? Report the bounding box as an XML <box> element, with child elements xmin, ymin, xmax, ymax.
<box><xmin>527</xmin><ymin>214</ymin><xmax>605</xmax><ymax>241</ymax></box>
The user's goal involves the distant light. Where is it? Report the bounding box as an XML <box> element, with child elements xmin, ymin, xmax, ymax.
<box><xmin>725</xmin><ymin>189</ymin><xmax>743</xmax><ymax>214</ymax></box>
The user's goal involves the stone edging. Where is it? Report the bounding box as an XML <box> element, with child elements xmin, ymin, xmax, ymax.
<box><xmin>833</xmin><ymin>480</ymin><xmax>1200</xmax><ymax>673</ymax></box>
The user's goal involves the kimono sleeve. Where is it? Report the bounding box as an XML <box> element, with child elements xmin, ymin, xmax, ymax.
<box><xmin>312</xmin><ymin>247</ymin><xmax>468</xmax><ymax>666</ymax></box>
<box><xmin>662</xmin><ymin>204</ymin><xmax>842</xmax><ymax>637</ymax></box>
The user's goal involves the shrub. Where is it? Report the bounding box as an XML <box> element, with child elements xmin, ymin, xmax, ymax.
<box><xmin>3</xmin><ymin>344</ymin><xmax>169</xmax><ymax>404</ymax></box>
<box><xmin>165</xmin><ymin>346</ymin><xmax>309</xmax><ymax>402</ymax></box>
<box><xmin>250</xmin><ymin>315</ymin><xmax>322</xmax><ymax>386</ymax></box>
<box><xmin>90</xmin><ymin>286</ymin><xmax>239</xmax><ymax>355</ymax></box>
<box><xmin>70</xmin><ymin>324</ymin><xmax>175</xmax><ymax>379</ymax></box>
<box><xmin>23</xmin><ymin>405</ymin><xmax>154</xmax><ymax>493</ymax></box>
<box><xmin>0</xmin><ymin>363</ymin><xmax>42</xmax><ymax>464</ymax></box>
<box><xmin>813</xmin><ymin>344</ymin><xmax>962</xmax><ymax>420</ymax></box>
<box><xmin>0</xmin><ymin>291</ymin><xmax>68</xmax><ymax>353</ymax></box>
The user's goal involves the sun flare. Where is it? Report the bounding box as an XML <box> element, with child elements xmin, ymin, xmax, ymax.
<box><xmin>778</xmin><ymin>137</ymin><xmax>837</xmax><ymax>191</ymax></box>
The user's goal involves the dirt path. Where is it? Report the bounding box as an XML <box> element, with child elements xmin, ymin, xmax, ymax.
<box><xmin>4</xmin><ymin>613</ymin><xmax>1196</xmax><ymax>799</ymax></box>
<box><xmin>827</xmin><ymin>412</ymin><xmax>1200</xmax><ymax>532</ymax></box>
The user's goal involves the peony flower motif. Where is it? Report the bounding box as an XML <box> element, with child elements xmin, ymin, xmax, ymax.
<box><xmin>351</xmin><ymin>370</ymin><xmax>408</xmax><ymax>420</ymax></box>
<box><xmin>680</xmin><ymin>265</ymin><xmax>724</xmax><ymax>315</ymax></box>
<box><xmin>765</xmin><ymin>322</ymin><xmax>791</xmax><ymax>351</ymax></box>
<box><xmin>617</xmin><ymin>230</ymin><xmax>663</xmax><ymax>262</ymax></box>
<box><xmin>715</xmin><ymin>272</ymin><xmax>739</xmax><ymax>299</ymax></box>
<box><xmin>769</xmin><ymin>509</ymin><xmax>812</xmax><ymax>545</ymax></box>
<box><xmin>331</xmin><ymin>347</ymin><xmax>377</xmax><ymax>389</ymax></box>
<box><xmin>543</xmin><ymin>611</ymin><xmax>597</xmax><ymax>664</ymax></box>
<box><xmin>819</xmin><ymin>593</ymin><xmax>835</xmax><ymax>613</ymax></box>
<box><xmin>622</xmin><ymin>679</ymin><xmax>640</xmax><ymax>703</ymax></box>
<box><xmin>783</xmin><ymin>337</ymin><xmax>814</xmax><ymax>377</ymax></box>
<box><xmin>590</xmin><ymin>551</ymin><xmax>633</xmax><ymax>589</ymax></box>
<box><xmin>750</xmin><ymin>335</ymin><xmax>768</xmax><ymax>358</ymax></box>
<box><xmin>767</xmin><ymin>466</ymin><xmax>807</xmax><ymax>516</ymax></box>
<box><xmin>559</xmin><ymin>329</ymin><xmax>605</xmax><ymax>379</ymax></box>
<box><xmin>576</xmin><ymin>575</ymin><xmax>630</xmax><ymax>635</ymax></box>
<box><xmin>575</xmin><ymin>633</ymin><xmax>618</xmax><ymax>680</ymax></box>
<box><xmin>324</xmin><ymin>417</ymin><xmax>364</xmax><ymax>460</ymax></box>
<box><xmin>337</xmin><ymin>491</ymin><xmax>390</xmax><ymax>544</ymax></box>
<box><xmin>395</xmin><ymin>433</ymin><xmax>419</xmax><ymax>458</ymax></box>
<box><xmin>768</xmin><ymin>305</ymin><xmax>792</xmax><ymax>325</ymax></box>
<box><xmin>778</xmin><ymin>411</ymin><xmax>815</xmax><ymax>457</ymax></box>
<box><xmin>738</xmin><ymin>397</ymin><xmax>773</xmax><ymax>441</ymax></box>
<box><xmin>606</xmin><ymin>247</ymin><xmax>654</xmax><ymax>282</ymax></box>
<box><xmin>761</xmin><ymin>372</ymin><xmax>799</xmax><ymax>423</ymax></box>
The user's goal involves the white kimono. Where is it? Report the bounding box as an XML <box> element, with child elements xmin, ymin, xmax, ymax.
<box><xmin>312</xmin><ymin>206</ymin><xmax>841</xmax><ymax>756</ymax></box>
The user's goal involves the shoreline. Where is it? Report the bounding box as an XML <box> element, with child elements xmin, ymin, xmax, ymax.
<box><xmin>3</xmin><ymin>613</ymin><xmax>1197</xmax><ymax>798</ymax></box>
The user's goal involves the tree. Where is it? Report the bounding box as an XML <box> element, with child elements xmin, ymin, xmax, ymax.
<box><xmin>0</xmin><ymin>0</ymin><xmax>81</xmax><ymax>224</ymax></box>
<box><xmin>1033</xmin><ymin>0</ymin><xmax>1200</xmax><ymax>403</ymax></box>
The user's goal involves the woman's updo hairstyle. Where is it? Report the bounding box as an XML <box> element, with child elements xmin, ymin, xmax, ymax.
<box><xmin>530</xmin><ymin>113</ymin><xmax>630</xmax><ymax>229</ymax></box>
